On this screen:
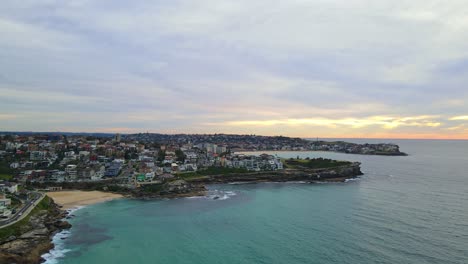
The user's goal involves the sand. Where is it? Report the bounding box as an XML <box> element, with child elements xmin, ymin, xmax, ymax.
<box><xmin>46</xmin><ymin>190</ymin><xmax>124</xmax><ymax>210</ymax></box>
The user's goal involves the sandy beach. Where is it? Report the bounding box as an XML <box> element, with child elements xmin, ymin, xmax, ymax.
<box><xmin>46</xmin><ymin>190</ymin><xmax>124</xmax><ymax>210</ymax></box>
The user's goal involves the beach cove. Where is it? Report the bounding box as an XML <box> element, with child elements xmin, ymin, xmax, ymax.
<box><xmin>46</xmin><ymin>191</ymin><xmax>124</xmax><ymax>210</ymax></box>
<box><xmin>43</xmin><ymin>139</ymin><xmax>468</xmax><ymax>264</ymax></box>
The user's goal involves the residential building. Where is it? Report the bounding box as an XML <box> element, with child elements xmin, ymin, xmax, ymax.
<box><xmin>0</xmin><ymin>181</ymin><xmax>19</xmax><ymax>194</ymax></box>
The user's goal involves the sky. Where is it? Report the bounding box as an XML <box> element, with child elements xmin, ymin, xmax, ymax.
<box><xmin>1</xmin><ymin>0</ymin><xmax>468</xmax><ymax>139</ymax></box>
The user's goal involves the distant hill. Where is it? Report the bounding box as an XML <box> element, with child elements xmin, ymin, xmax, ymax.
<box><xmin>0</xmin><ymin>131</ymin><xmax>115</xmax><ymax>138</ymax></box>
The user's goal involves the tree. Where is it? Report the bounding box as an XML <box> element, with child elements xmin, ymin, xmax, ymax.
<box><xmin>157</xmin><ymin>150</ymin><xmax>166</xmax><ymax>162</ymax></box>
<box><xmin>175</xmin><ymin>149</ymin><xmax>186</xmax><ymax>162</ymax></box>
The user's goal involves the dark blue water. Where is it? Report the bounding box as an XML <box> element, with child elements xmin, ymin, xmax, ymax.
<box><xmin>44</xmin><ymin>140</ymin><xmax>468</xmax><ymax>264</ymax></box>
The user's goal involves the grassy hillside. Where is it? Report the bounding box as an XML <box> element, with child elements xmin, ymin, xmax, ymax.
<box><xmin>285</xmin><ymin>158</ymin><xmax>351</xmax><ymax>169</ymax></box>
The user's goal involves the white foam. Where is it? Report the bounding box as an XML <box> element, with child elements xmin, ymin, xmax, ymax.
<box><xmin>66</xmin><ymin>205</ymin><xmax>85</xmax><ymax>215</ymax></box>
<box><xmin>284</xmin><ymin>181</ymin><xmax>307</xmax><ymax>184</ymax></box>
<box><xmin>207</xmin><ymin>190</ymin><xmax>237</xmax><ymax>200</ymax></box>
<box><xmin>344</xmin><ymin>178</ymin><xmax>361</xmax><ymax>183</ymax></box>
<box><xmin>42</xmin><ymin>206</ymin><xmax>86</xmax><ymax>263</ymax></box>
<box><xmin>185</xmin><ymin>190</ymin><xmax>238</xmax><ymax>201</ymax></box>
<box><xmin>41</xmin><ymin>230</ymin><xmax>72</xmax><ymax>264</ymax></box>
<box><xmin>186</xmin><ymin>196</ymin><xmax>204</xmax><ymax>199</ymax></box>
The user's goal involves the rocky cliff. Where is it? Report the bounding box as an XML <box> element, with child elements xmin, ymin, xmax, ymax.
<box><xmin>0</xmin><ymin>198</ymin><xmax>71</xmax><ymax>264</ymax></box>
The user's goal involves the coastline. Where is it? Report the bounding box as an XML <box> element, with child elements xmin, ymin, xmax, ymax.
<box><xmin>0</xmin><ymin>196</ymin><xmax>71</xmax><ymax>264</ymax></box>
<box><xmin>46</xmin><ymin>190</ymin><xmax>124</xmax><ymax>210</ymax></box>
<box><xmin>40</xmin><ymin>191</ymin><xmax>124</xmax><ymax>264</ymax></box>
<box><xmin>235</xmin><ymin>150</ymin><xmax>408</xmax><ymax>156</ymax></box>
<box><xmin>38</xmin><ymin>169</ymin><xmax>362</xmax><ymax>263</ymax></box>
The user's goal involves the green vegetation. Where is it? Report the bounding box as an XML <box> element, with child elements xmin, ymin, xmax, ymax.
<box><xmin>285</xmin><ymin>158</ymin><xmax>351</xmax><ymax>169</ymax></box>
<box><xmin>175</xmin><ymin>149</ymin><xmax>186</xmax><ymax>162</ymax></box>
<box><xmin>0</xmin><ymin>160</ymin><xmax>14</xmax><ymax>180</ymax></box>
<box><xmin>34</xmin><ymin>195</ymin><xmax>52</xmax><ymax>211</ymax></box>
<box><xmin>157</xmin><ymin>150</ymin><xmax>166</xmax><ymax>162</ymax></box>
<box><xmin>203</xmin><ymin>166</ymin><xmax>249</xmax><ymax>175</ymax></box>
<box><xmin>0</xmin><ymin>174</ymin><xmax>12</xmax><ymax>180</ymax></box>
<box><xmin>140</xmin><ymin>184</ymin><xmax>164</xmax><ymax>193</ymax></box>
<box><xmin>0</xmin><ymin>196</ymin><xmax>52</xmax><ymax>241</ymax></box>
<box><xmin>178</xmin><ymin>166</ymin><xmax>249</xmax><ymax>179</ymax></box>
<box><xmin>6</xmin><ymin>195</ymin><xmax>22</xmax><ymax>208</ymax></box>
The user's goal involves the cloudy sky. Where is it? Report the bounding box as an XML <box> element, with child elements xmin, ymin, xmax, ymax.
<box><xmin>1</xmin><ymin>0</ymin><xmax>468</xmax><ymax>139</ymax></box>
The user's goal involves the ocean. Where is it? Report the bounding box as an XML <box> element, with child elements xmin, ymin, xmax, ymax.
<box><xmin>43</xmin><ymin>139</ymin><xmax>468</xmax><ymax>264</ymax></box>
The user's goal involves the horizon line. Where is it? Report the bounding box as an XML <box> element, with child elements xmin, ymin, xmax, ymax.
<box><xmin>1</xmin><ymin>130</ymin><xmax>468</xmax><ymax>141</ymax></box>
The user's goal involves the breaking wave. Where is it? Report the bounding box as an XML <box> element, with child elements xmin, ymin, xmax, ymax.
<box><xmin>42</xmin><ymin>206</ymin><xmax>85</xmax><ymax>264</ymax></box>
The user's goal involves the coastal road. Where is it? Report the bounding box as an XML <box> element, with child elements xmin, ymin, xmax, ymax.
<box><xmin>0</xmin><ymin>192</ymin><xmax>45</xmax><ymax>228</ymax></box>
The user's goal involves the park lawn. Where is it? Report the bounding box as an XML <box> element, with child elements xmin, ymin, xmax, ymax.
<box><xmin>178</xmin><ymin>166</ymin><xmax>249</xmax><ymax>179</ymax></box>
<box><xmin>0</xmin><ymin>174</ymin><xmax>12</xmax><ymax>180</ymax></box>
<box><xmin>285</xmin><ymin>158</ymin><xmax>351</xmax><ymax>169</ymax></box>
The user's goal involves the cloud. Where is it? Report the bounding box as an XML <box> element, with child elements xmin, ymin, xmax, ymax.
<box><xmin>208</xmin><ymin>115</ymin><xmax>443</xmax><ymax>129</ymax></box>
<box><xmin>0</xmin><ymin>114</ymin><xmax>16</xmax><ymax>120</ymax></box>
<box><xmin>0</xmin><ymin>1</ymin><xmax>468</xmax><ymax>138</ymax></box>
<box><xmin>450</xmin><ymin>116</ymin><xmax>468</xmax><ymax>121</ymax></box>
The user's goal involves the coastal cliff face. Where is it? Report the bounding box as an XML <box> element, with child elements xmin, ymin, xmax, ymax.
<box><xmin>0</xmin><ymin>198</ymin><xmax>71</xmax><ymax>264</ymax></box>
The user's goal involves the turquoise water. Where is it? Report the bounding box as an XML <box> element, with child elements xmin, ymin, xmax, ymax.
<box><xmin>45</xmin><ymin>140</ymin><xmax>468</xmax><ymax>264</ymax></box>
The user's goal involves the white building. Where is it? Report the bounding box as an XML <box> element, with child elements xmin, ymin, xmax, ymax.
<box><xmin>216</xmin><ymin>146</ymin><xmax>227</xmax><ymax>154</ymax></box>
<box><xmin>145</xmin><ymin>172</ymin><xmax>155</xmax><ymax>181</ymax></box>
<box><xmin>0</xmin><ymin>182</ymin><xmax>19</xmax><ymax>194</ymax></box>
<box><xmin>30</xmin><ymin>151</ymin><xmax>47</xmax><ymax>161</ymax></box>
<box><xmin>65</xmin><ymin>164</ymin><xmax>77</xmax><ymax>181</ymax></box>
<box><xmin>79</xmin><ymin>151</ymin><xmax>90</xmax><ymax>157</ymax></box>
<box><xmin>0</xmin><ymin>196</ymin><xmax>12</xmax><ymax>218</ymax></box>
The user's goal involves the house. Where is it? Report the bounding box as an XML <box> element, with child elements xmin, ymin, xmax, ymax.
<box><xmin>0</xmin><ymin>195</ymin><xmax>11</xmax><ymax>207</ymax></box>
<box><xmin>171</xmin><ymin>163</ymin><xmax>179</xmax><ymax>172</ymax></box>
<box><xmin>185</xmin><ymin>164</ymin><xmax>198</xmax><ymax>172</ymax></box>
<box><xmin>78</xmin><ymin>167</ymin><xmax>96</xmax><ymax>181</ymax></box>
<box><xmin>48</xmin><ymin>186</ymin><xmax>63</xmax><ymax>191</ymax></box>
<box><xmin>136</xmin><ymin>174</ymin><xmax>146</xmax><ymax>182</ymax></box>
<box><xmin>79</xmin><ymin>151</ymin><xmax>90</xmax><ymax>158</ymax></box>
<box><xmin>104</xmin><ymin>161</ymin><xmax>123</xmax><ymax>177</ymax></box>
<box><xmin>0</xmin><ymin>181</ymin><xmax>19</xmax><ymax>194</ymax></box>
<box><xmin>145</xmin><ymin>172</ymin><xmax>155</xmax><ymax>181</ymax></box>
<box><xmin>65</xmin><ymin>165</ymin><xmax>78</xmax><ymax>181</ymax></box>
<box><xmin>163</xmin><ymin>155</ymin><xmax>174</xmax><ymax>164</ymax></box>
<box><xmin>46</xmin><ymin>170</ymin><xmax>66</xmax><ymax>182</ymax></box>
<box><xmin>30</xmin><ymin>151</ymin><xmax>47</xmax><ymax>161</ymax></box>
<box><xmin>0</xmin><ymin>203</ymin><xmax>11</xmax><ymax>218</ymax></box>
<box><xmin>0</xmin><ymin>195</ymin><xmax>12</xmax><ymax>217</ymax></box>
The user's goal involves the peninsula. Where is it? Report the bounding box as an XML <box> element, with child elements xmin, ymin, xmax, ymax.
<box><xmin>0</xmin><ymin>132</ymin><xmax>400</xmax><ymax>263</ymax></box>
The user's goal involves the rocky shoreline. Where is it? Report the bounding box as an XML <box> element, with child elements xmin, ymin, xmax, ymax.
<box><xmin>130</xmin><ymin>162</ymin><xmax>363</xmax><ymax>199</ymax></box>
<box><xmin>5</xmin><ymin>162</ymin><xmax>362</xmax><ymax>263</ymax></box>
<box><xmin>0</xmin><ymin>198</ymin><xmax>71</xmax><ymax>264</ymax></box>
<box><xmin>189</xmin><ymin>162</ymin><xmax>363</xmax><ymax>184</ymax></box>
<box><xmin>31</xmin><ymin>162</ymin><xmax>364</xmax><ymax>200</ymax></box>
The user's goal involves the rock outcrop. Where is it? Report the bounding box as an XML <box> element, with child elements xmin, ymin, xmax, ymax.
<box><xmin>0</xmin><ymin>199</ymin><xmax>71</xmax><ymax>264</ymax></box>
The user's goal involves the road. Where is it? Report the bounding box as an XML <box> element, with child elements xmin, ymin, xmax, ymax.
<box><xmin>0</xmin><ymin>192</ymin><xmax>45</xmax><ymax>228</ymax></box>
